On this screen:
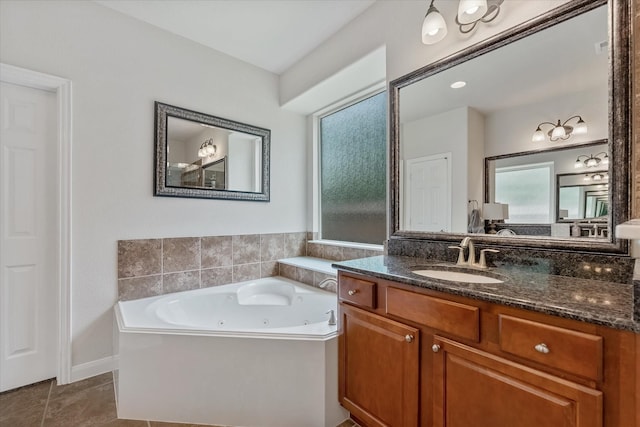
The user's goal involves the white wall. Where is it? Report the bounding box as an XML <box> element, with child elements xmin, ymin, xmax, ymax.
<box><xmin>281</xmin><ymin>0</ymin><xmax>572</xmax><ymax>105</ymax></box>
<box><xmin>0</xmin><ymin>0</ymin><xmax>307</xmax><ymax>371</ymax></box>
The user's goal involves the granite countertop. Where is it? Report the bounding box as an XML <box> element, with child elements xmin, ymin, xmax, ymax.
<box><xmin>333</xmin><ymin>255</ymin><xmax>640</xmax><ymax>333</ymax></box>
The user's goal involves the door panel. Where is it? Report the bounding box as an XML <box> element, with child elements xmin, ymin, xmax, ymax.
<box><xmin>0</xmin><ymin>81</ymin><xmax>57</xmax><ymax>391</ymax></box>
<box><xmin>405</xmin><ymin>154</ymin><xmax>450</xmax><ymax>232</ymax></box>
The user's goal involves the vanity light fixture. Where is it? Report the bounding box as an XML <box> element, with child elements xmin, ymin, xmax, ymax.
<box><xmin>456</xmin><ymin>0</ymin><xmax>504</xmax><ymax>34</ymax></box>
<box><xmin>197</xmin><ymin>138</ymin><xmax>217</xmax><ymax>158</ymax></box>
<box><xmin>574</xmin><ymin>152</ymin><xmax>609</xmax><ymax>169</ymax></box>
<box><xmin>583</xmin><ymin>172</ymin><xmax>607</xmax><ymax>181</ymax></box>
<box><xmin>532</xmin><ymin>115</ymin><xmax>588</xmax><ymax>142</ymax></box>
<box><xmin>422</xmin><ymin>0</ymin><xmax>447</xmax><ymax>45</ymax></box>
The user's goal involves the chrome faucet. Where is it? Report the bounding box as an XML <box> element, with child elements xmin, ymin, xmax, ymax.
<box><xmin>318</xmin><ymin>277</ymin><xmax>337</xmax><ymax>290</ymax></box>
<box><xmin>449</xmin><ymin>237</ymin><xmax>499</xmax><ymax>269</ymax></box>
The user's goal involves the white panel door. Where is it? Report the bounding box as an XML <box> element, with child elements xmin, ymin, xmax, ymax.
<box><xmin>0</xmin><ymin>81</ymin><xmax>57</xmax><ymax>391</ymax></box>
<box><xmin>405</xmin><ymin>154</ymin><xmax>451</xmax><ymax>232</ymax></box>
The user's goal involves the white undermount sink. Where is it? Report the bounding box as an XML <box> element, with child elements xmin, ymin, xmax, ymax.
<box><xmin>412</xmin><ymin>269</ymin><xmax>504</xmax><ymax>284</ymax></box>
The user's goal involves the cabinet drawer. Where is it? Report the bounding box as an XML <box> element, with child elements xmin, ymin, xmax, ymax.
<box><xmin>339</xmin><ymin>275</ymin><xmax>376</xmax><ymax>308</ymax></box>
<box><xmin>386</xmin><ymin>287</ymin><xmax>479</xmax><ymax>342</ymax></box>
<box><xmin>499</xmin><ymin>315</ymin><xmax>603</xmax><ymax>381</ymax></box>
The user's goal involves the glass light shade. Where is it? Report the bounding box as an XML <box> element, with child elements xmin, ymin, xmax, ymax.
<box><xmin>198</xmin><ymin>148</ymin><xmax>206</xmax><ymax>157</ymax></box>
<box><xmin>585</xmin><ymin>157</ymin><xmax>599</xmax><ymax>167</ymax></box>
<box><xmin>602</xmin><ymin>154</ymin><xmax>609</xmax><ymax>165</ymax></box>
<box><xmin>573</xmin><ymin>118</ymin><xmax>588</xmax><ymax>135</ymax></box>
<box><xmin>583</xmin><ymin>175</ymin><xmax>592</xmax><ymax>181</ymax></box>
<box><xmin>574</xmin><ymin>158</ymin><xmax>584</xmax><ymax>168</ymax></box>
<box><xmin>532</xmin><ymin>128</ymin><xmax>545</xmax><ymax>142</ymax></box>
<box><xmin>550</xmin><ymin>124</ymin><xmax>566</xmax><ymax>140</ymax></box>
<box><xmin>422</xmin><ymin>6</ymin><xmax>447</xmax><ymax>44</ymax></box>
<box><xmin>457</xmin><ymin>0</ymin><xmax>488</xmax><ymax>24</ymax></box>
<box><xmin>593</xmin><ymin>173</ymin><xmax>603</xmax><ymax>181</ymax></box>
<box><xmin>206</xmin><ymin>144</ymin><xmax>216</xmax><ymax>155</ymax></box>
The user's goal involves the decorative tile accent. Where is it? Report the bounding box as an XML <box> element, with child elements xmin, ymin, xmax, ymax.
<box><xmin>118</xmin><ymin>275</ymin><xmax>163</xmax><ymax>301</ymax></box>
<box><xmin>117</xmin><ymin>239</ymin><xmax>161</xmax><ymax>278</ymax></box>
<box><xmin>201</xmin><ymin>236</ymin><xmax>232</xmax><ymax>268</ymax></box>
<box><xmin>233</xmin><ymin>234</ymin><xmax>260</xmax><ymax>264</ymax></box>
<box><xmin>163</xmin><ymin>270</ymin><xmax>200</xmax><ymax>294</ymax></box>
<box><xmin>163</xmin><ymin>237</ymin><xmax>200</xmax><ymax>273</ymax></box>
<box><xmin>201</xmin><ymin>267</ymin><xmax>233</xmax><ymax>288</ymax></box>
<box><xmin>233</xmin><ymin>263</ymin><xmax>261</xmax><ymax>282</ymax></box>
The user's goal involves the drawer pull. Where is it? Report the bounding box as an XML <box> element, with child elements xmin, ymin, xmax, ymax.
<box><xmin>348</xmin><ymin>289</ymin><xmax>358</xmax><ymax>296</ymax></box>
<box><xmin>432</xmin><ymin>344</ymin><xmax>441</xmax><ymax>353</ymax></box>
<box><xmin>534</xmin><ymin>343</ymin><xmax>550</xmax><ymax>354</ymax></box>
<box><xmin>405</xmin><ymin>334</ymin><xmax>414</xmax><ymax>343</ymax></box>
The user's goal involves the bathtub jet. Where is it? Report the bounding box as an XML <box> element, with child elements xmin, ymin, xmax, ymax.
<box><xmin>114</xmin><ymin>277</ymin><xmax>347</xmax><ymax>427</ymax></box>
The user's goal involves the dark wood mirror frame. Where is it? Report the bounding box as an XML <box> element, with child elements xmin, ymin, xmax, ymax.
<box><xmin>389</xmin><ymin>0</ymin><xmax>630</xmax><ymax>254</ymax></box>
<box><xmin>154</xmin><ymin>101</ymin><xmax>270</xmax><ymax>202</ymax></box>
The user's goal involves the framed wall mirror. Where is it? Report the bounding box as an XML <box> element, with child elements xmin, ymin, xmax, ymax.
<box><xmin>155</xmin><ymin>102</ymin><xmax>270</xmax><ymax>201</ymax></box>
<box><xmin>389</xmin><ymin>0</ymin><xmax>630</xmax><ymax>253</ymax></box>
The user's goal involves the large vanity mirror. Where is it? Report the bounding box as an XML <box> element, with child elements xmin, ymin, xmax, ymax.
<box><xmin>390</xmin><ymin>0</ymin><xmax>630</xmax><ymax>253</ymax></box>
<box><xmin>155</xmin><ymin>102</ymin><xmax>270</xmax><ymax>201</ymax></box>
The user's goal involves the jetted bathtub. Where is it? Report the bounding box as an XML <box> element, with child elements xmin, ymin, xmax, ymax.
<box><xmin>114</xmin><ymin>277</ymin><xmax>347</xmax><ymax>427</ymax></box>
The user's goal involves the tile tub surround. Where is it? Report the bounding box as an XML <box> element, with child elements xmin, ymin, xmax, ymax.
<box><xmin>333</xmin><ymin>255</ymin><xmax>640</xmax><ymax>332</ymax></box>
<box><xmin>117</xmin><ymin>232</ymin><xmax>307</xmax><ymax>300</ymax></box>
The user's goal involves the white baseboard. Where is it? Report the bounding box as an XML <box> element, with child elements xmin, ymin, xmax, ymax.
<box><xmin>70</xmin><ymin>355</ymin><xmax>118</xmax><ymax>383</ymax></box>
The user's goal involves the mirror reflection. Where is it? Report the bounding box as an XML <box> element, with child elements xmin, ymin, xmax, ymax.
<box><xmin>485</xmin><ymin>141</ymin><xmax>608</xmax><ymax>238</ymax></box>
<box><xmin>154</xmin><ymin>102</ymin><xmax>270</xmax><ymax>201</ymax></box>
<box><xmin>166</xmin><ymin>116</ymin><xmax>261</xmax><ymax>192</ymax></box>
<box><xmin>398</xmin><ymin>4</ymin><xmax>608</xmax><ymax>239</ymax></box>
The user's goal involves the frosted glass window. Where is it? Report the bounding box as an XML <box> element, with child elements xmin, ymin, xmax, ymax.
<box><xmin>320</xmin><ymin>92</ymin><xmax>387</xmax><ymax>245</ymax></box>
<box><xmin>495</xmin><ymin>162</ymin><xmax>553</xmax><ymax>223</ymax></box>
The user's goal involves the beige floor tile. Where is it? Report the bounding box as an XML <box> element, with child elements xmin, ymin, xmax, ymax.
<box><xmin>49</xmin><ymin>372</ymin><xmax>112</xmax><ymax>399</ymax></box>
<box><xmin>43</xmin><ymin>381</ymin><xmax>117</xmax><ymax>427</ymax></box>
<box><xmin>0</xmin><ymin>405</ymin><xmax>47</xmax><ymax>427</ymax></box>
<box><xmin>103</xmin><ymin>419</ymin><xmax>149</xmax><ymax>426</ymax></box>
<box><xmin>0</xmin><ymin>379</ymin><xmax>51</xmax><ymax>413</ymax></box>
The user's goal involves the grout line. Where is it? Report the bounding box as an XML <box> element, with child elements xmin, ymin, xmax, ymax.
<box><xmin>40</xmin><ymin>380</ymin><xmax>53</xmax><ymax>427</ymax></box>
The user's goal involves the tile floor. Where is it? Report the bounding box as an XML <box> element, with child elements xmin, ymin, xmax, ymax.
<box><xmin>0</xmin><ymin>373</ymin><xmax>359</xmax><ymax>427</ymax></box>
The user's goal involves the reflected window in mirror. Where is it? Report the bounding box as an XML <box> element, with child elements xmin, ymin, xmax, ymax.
<box><xmin>494</xmin><ymin>162</ymin><xmax>553</xmax><ymax>224</ymax></box>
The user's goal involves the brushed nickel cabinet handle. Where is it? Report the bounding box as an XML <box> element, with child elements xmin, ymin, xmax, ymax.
<box><xmin>432</xmin><ymin>344</ymin><xmax>441</xmax><ymax>353</ymax></box>
<box><xmin>348</xmin><ymin>289</ymin><xmax>358</xmax><ymax>296</ymax></box>
<box><xmin>534</xmin><ymin>343</ymin><xmax>550</xmax><ymax>354</ymax></box>
<box><xmin>405</xmin><ymin>334</ymin><xmax>414</xmax><ymax>343</ymax></box>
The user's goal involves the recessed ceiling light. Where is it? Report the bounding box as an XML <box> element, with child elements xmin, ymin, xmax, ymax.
<box><xmin>450</xmin><ymin>81</ymin><xmax>466</xmax><ymax>89</ymax></box>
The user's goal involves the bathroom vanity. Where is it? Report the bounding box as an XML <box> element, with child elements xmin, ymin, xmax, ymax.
<box><xmin>334</xmin><ymin>256</ymin><xmax>639</xmax><ymax>427</ymax></box>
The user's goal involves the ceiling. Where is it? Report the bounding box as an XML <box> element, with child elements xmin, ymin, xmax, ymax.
<box><xmin>95</xmin><ymin>0</ymin><xmax>375</xmax><ymax>74</ymax></box>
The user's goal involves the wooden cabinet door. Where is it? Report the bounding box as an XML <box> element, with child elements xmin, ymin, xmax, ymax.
<box><xmin>432</xmin><ymin>336</ymin><xmax>602</xmax><ymax>427</ymax></box>
<box><xmin>339</xmin><ymin>303</ymin><xmax>420</xmax><ymax>427</ymax></box>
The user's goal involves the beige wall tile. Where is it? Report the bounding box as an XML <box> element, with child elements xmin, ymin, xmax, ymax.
<box><xmin>283</xmin><ymin>232</ymin><xmax>307</xmax><ymax>257</ymax></box>
<box><xmin>201</xmin><ymin>236</ymin><xmax>232</xmax><ymax>268</ymax></box>
<box><xmin>323</xmin><ymin>245</ymin><xmax>344</xmax><ymax>261</ymax></box>
<box><xmin>233</xmin><ymin>234</ymin><xmax>260</xmax><ymax>264</ymax></box>
<box><xmin>260</xmin><ymin>261</ymin><xmax>279</xmax><ymax>277</ymax></box>
<box><xmin>233</xmin><ymin>263</ymin><xmax>261</xmax><ymax>282</ymax></box>
<box><xmin>117</xmin><ymin>239</ymin><xmax>161</xmax><ymax>278</ymax></box>
<box><xmin>297</xmin><ymin>267</ymin><xmax>314</xmax><ymax>286</ymax></box>
<box><xmin>279</xmin><ymin>263</ymin><xmax>297</xmax><ymax>280</ymax></box>
<box><xmin>260</xmin><ymin>233</ymin><xmax>284</xmax><ymax>261</ymax></box>
<box><xmin>118</xmin><ymin>275</ymin><xmax>163</xmax><ymax>301</ymax></box>
<box><xmin>163</xmin><ymin>270</ymin><xmax>200</xmax><ymax>293</ymax></box>
<box><xmin>163</xmin><ymin>237</ymin><xmax>200</xmax><ymax>273</ymax></box>
<box><xmin>307</xmin><ymin>242</ymin><xmax>324</xmax><ymax>258</ymax></box>
<box><xmin>201</xmin><ymin>267</ymin><xmax>233</xmax><ymax>288</ymax></box>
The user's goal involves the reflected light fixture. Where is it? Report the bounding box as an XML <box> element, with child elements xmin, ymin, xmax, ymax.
<box><xmin>574</xmin><ymin>152</ymin><xmax>609</xmax><ymax>169</ymax></box>
<box><xmin>422</xmin><ymin>0</ymin><xmax>447</xmax><ymax>45</ymax></box>
<box><xmin>197</xmin><ymin>138</ymin><xmax>217</xmax><ymax>158</ymax></box>
<box><xmin>583</xmin><ymin>172</ymin><xmax>608</xmax><ymax>181</ymax></box>
<box><xmin>483</xmin><ymin>202</ymin><xmax>508</xmax><ymax>234</ymax></box>
<box><xmin>532</xmin><ymin>115</ymin><xmax>588</xmax><ymax>142</ymax></box>
<box><xmin>456</xmin><ymin>0</ymin><xmax>504</xmax><ymax>33</ymax></box>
